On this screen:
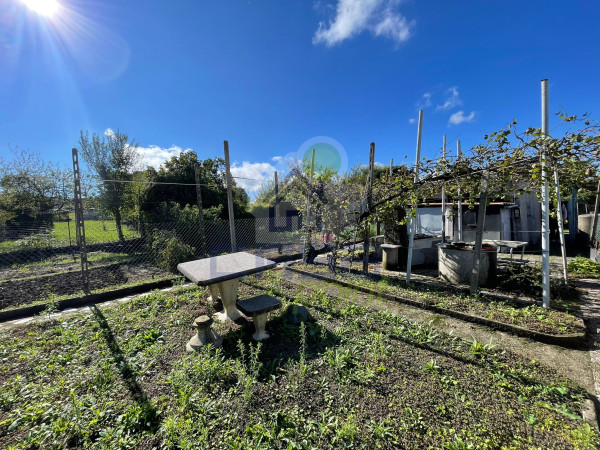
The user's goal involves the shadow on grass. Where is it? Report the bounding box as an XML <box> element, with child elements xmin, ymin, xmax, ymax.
<box><xmin>90</xmin><ymin>305</ymin><xmax>161</xmax><ymax>431</ymax></box>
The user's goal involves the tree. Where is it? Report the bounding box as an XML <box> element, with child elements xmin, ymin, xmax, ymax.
<box><xmin>78</xmin><ymin>130</ymin><xmax>141</xmax><ymax>241</ymax></box>
<box><xmin>141</xmin><ymin>150</ymin><xmax>251</xmax><ymax>220</ymax></box>
<box><xmin>0</xmin><ymin>148</ymin><xmax>72</xmax><ymax>229</ymax></box>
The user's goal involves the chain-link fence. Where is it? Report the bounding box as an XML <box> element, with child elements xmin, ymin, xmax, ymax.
<box><xmin>0</xmin><ymin>196</ymin><xmax>328</xmax><ymax>311</ymax></box>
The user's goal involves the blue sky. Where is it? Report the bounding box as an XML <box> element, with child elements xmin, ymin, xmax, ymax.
<box><xmin>1</xmin><ymin>0</ymin><xmax>599</xmax><ymax>196</ymax></box>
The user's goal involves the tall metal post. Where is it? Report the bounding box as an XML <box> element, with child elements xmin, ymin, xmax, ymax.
<box><xmin>541</xmin><ymin>79</ymin><xmax>551</xmax><ymax>308</ymax></box>
<box><xmin>457</xmin><ymin>140</ymin><xmax>463</xmax><ymax>241</ymax></box>
<box><xmin>72</xmin><ymin>148</ymin><xmax>90</xmax><ymax>295</ymax></box>
<box><xmin>195</xmin><ymin>165</ymin><xmax>208</xmax><ymax>257</ymax></box>
<box><xmin>363</xmin><ymin>142</ymin><xmax>375</xmax><ymax>273</ymax></box>
<box><xmin>406</xmin><ymin>110</ymin><xmax>424</xmax><ymax>283</ymax></box>
<box><xmin>223</xmin><ymin>140</ymin><xmax>237</xmax><ymax>253</ymax></box>
<box><xmin>441</xmin><ymin>135</ymin><xmax>447</xmax><ymax>243</ymax></box>
<box><xmin>303</xmin><ymin>149</ymin><xmax>316</xmax><ymax>262</ymax></box>
<box><xmin>591</xmin><ymin>179</ymin><xmax>600</xmax><ymax>246</ymax></box>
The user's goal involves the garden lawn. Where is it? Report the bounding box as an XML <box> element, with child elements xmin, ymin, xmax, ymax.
<box><xmin>51</xmin><ymin>219</ymin><xmax>139</xmax><ymax>245</ymax></box>
<box><xmin>293</xmin><ymin>263</ymin><xmax>584</xmax><ymax>336</ymax></box>
<box><xmin>0</xmin><ymin>279</ymin><xmax>598</xmax><ymax>449</ymax></box>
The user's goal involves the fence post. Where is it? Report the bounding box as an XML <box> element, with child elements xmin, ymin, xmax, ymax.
<box><xmin>470</xmin><ymin>170</ymin><xmax>490</xmax><ymax>296</ymax></box>
<box><xmin>407</xmin><ymin>110</ymin><xmax>424</xmax><ymax>283</ymax></box>
<box><xmin>194</xmin><ymin>165</ymin><xmax>208</xmax><ymax>257</ymax></box>
<box><xmin>72</xmin><ymin>148</ymin><xmax>90</xmax><ymax>295</ymax></box>
<box><xmin>303</xmin><ymin>149</ymin><xmax>316</xmax><ymax>262</ymax></box>
<box><xmin>363</xmin><ymin>142</ymin><xmax>375</xmax><ymax>273</ymax></box>
<box><xmin>274</xmin><ymin>171</ymin><xmax>282</xmax><ymax>254</ymax></box>
<box><xmin>223</xmin><ymin>140</ymin><xmax>237</xmax><ymax>253</ymax></box>
<box><xmin>591</xmin><ymin>180</ymin><xmax>600</xmax><ymax>247</ymax></box>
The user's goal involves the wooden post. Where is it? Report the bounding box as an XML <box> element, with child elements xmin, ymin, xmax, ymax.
<box><xmin>363</xmin><ymin>142</ymin><xmax>375</xmax><ymax>273</ymax></box>
<box><xmin>303</xmin><ymin>149</ymin><xmax>316</xmax><ymax>262</ymax></box>
<box><xmin>195</xmin><ymin>165</ymin><xmax>208</xmax><ymax>257</ymax></box>
<box><xmin>553</xmin><ymin>166</ymin><xmax>568</xmax><ymax>284</ymax></box>
<box><xmin>274</xmin><ymin>171</ymin><xmax>282</xmax><ymax>254</ymax></box>
<box><xmin>470</xmin><ymin>170</ymin><xmax>490</xmax><ymax>295</ymax></box>
<box><xmin>223</xmin><ymin>140</ymin><xmax>237</xmax><ymax>253</ymax></box>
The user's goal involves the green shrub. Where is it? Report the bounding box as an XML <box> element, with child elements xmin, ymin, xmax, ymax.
<box><xmin>567</xmin><ymin>256</ymin><xmax>600</xmax><ymax>278</ymax></box>
<box><xmin>150</xmin><ymin>230</ymin><xmax>194</xmax><ymax>273</ymax></box>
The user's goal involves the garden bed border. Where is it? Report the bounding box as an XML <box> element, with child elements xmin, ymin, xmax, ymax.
<box><xmin>286</xmin><ymin>264</ymin><xmax>586</xmax><ymax>347</ymax></box>
<box><xmin>0</xmin><ymin>277</ymin><xmax>179</xmax><ymax>323</ymax></box>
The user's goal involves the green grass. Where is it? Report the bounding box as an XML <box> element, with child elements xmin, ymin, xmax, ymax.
<box><xmin>51</xmin><ymin>219</ymin><xmax>139</xmax><ymax>245</ymax></box>
<box><xmin>0</xmin><ymin>280</ymin><xmax>597</xmax><ymax>448</ymax></box>
<box><xmin>0</xmin><ymin>220</ymin><xmax>140</xmax><ymax>253</ymax></box>
<box><xmin>293</xmin><ymin>263</ymin><xmax>584</xmax><ymax>336</ymax></box>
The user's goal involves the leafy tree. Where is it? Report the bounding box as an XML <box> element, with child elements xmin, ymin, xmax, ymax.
<box><xmin>141</xmin><ymin>150</ymin><xmax>251</xmax><ymax>220</ymax></box>
<box><xmin>78</xmin><ymin>130</ymin><xmax>140</xmax><ymax>241</ymax></box>
<box><xmin>0</xmin><ymin>148</ymin><xmax>72</xmax><ymax>229</ymax></box>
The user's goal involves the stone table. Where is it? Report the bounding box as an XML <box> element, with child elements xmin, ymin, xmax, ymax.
<box><xmin>177</xmin><ymin>252</ymin><xmax>277</xmax><ymax>322</ymax></box>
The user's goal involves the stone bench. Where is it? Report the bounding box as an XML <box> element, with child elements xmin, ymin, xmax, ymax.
<box><xmin>236</xmin><ymin>295</ymin><xmax>282</xmax><ymax>341</ymax></box>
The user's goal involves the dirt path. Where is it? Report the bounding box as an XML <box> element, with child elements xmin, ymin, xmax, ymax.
<box><xmin>283</xmin><ymin>269</ymin><xmax>598</xmax><ymax>395</ymax></box>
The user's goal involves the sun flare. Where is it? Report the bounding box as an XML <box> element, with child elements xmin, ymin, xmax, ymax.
<box><xmin>21</xmin><ymin>0</ymin><xmax>60</xmax><ymax>17</ymax></box>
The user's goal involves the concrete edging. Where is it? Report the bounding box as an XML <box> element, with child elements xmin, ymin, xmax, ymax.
<box><xmin>286</xmin><ymin>265</ymin><xmax>586</xmax><ymax>347</ymax></box>
<box><xmin>0</xmin><ymin>277</ymin><xmax>179</xmax><ymax>323</ymax></box>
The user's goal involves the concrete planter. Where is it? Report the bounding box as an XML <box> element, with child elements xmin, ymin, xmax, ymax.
<box><xmin>438</xmin><ymin>244</ymin><xmax>497</xmax><ymax>287</ymax></box>
<box><xmin>381</xmin><ymin>237</ymin><xmax>441</xmax><ymax>271</ymax></box>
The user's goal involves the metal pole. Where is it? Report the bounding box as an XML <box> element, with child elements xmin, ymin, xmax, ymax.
<box><xmin>441</xmin><ymin>135</ymin><xmax>447</xmax><ymax>244</ymax></box>
<box><xmin>390</xmin><ymin>158</ymin><xmax>394</xmax><ymax>177</ymax></box>
<box><xmin>591</xmin><ymin>179</ymin><xmax>600</xmax><ymax>246</ymax></box>
<box><xmin>72</xmin><ymin>148</ymin><xmax>90</xmax><ymax>295</ymax></box>
<box><xmin>553</xmin><ymin>167</ymin><xmax>568</xmax><ymax>284</ymax></box>
<box><xmin>406</xmin><ymin>110</ymin><xmax>423</xmax><ymax>283</ymax></box>
<box><xmin>195</xmin><ymin>165</ymin><xmax>208</xmax><ymax>257</ymax></box>
<box><xmin>223</xmin><ymin>140</ymin><xmax>237</xmax><ymax>253</ymax></box>
<box><xmin>541</xmin><ymin>79</ymin><xmax>551</xmax><ymax>308</ymax></box>
<box><xmin>303</xmin><ymin>149</ymin><xmax>316</xmax><ymax>262</ymax></box>
<box><xmin>457</xmin><ymin>140</ymin><xmax>463</xmax><ymax>242</ymax></box>
<box><xmin>363</xmin><ymin>142</ymin><xmax>375</xmax><ymax>273</ymax></box>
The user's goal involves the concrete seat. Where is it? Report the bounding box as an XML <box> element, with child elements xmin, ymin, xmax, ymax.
<box><xmin>236</xmin><ymin>295</ymin><xmax>282</xmax><ymax>341</ymax></box>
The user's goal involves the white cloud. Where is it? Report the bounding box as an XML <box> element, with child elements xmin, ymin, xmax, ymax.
<box><xmin>408</xmin><ymin>118</ymin><xmax>416</xmax><ymax>124</ymax></box>
<box><xmin>313</xmin><ymin>0</ymin><xmax>415</xmax><ymax>47</ymax></box>
<box><xmin>230</xmin><ymin>161</ymin><xmax>277</xmax><ymax>193</ymax></box>
<box><xmin>104</xmin><ymin>128</ymin><xmax>115</xmax><ymax>137</ymax></box>
<box><xmin>448</xmin><ymin>110</ymin><xmax>476</xmax><ymax>126</ymax></box>
<box><xmin>436</xmin><ymin>86</ymin><xmax>462</xmax><ymax>111</ymax></box>
<box><xmin>417</xmin><ymin>92</ymin><xmax>431</xmax><ymax>108</ymax></box>
<box><xmin>137</xmin><ymin>145</ymin><xmax>185</xmax><ymax>170</ymax></box>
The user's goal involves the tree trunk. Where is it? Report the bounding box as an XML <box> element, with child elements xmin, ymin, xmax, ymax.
<box><xmin>115</xmin><ymin>208</ymin><xmax>125</xmax><ymax>242</ymax></box>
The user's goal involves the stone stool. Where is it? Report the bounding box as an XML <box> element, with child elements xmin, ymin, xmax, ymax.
<box><xmin>186</xmin><ymin>315</ymin><xmax>223</xmax><ymax>352</ymax></box>
<box><xmin>236</xmin><ymin>295</ymin><xmax>282</xmax><ymax>341</ymax></box>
